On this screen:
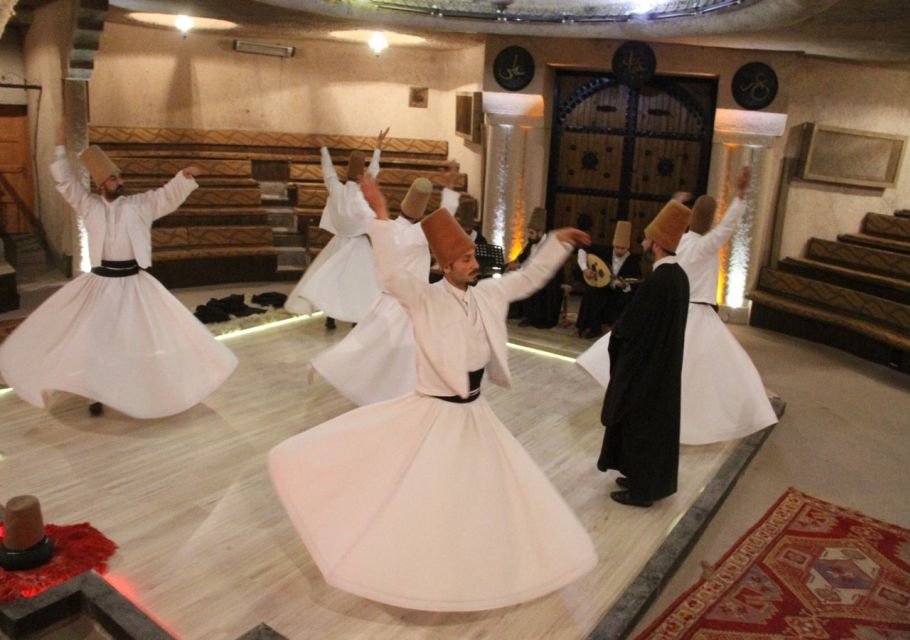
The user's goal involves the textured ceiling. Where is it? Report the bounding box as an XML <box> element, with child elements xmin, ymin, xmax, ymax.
<box><xmin>103</xmin><ymin>0</ymin><xmax>910</xmax><ymax>64</ymax></box>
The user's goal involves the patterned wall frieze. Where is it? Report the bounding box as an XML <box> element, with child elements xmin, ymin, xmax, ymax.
<box><xmin>758</xmin><ymin>268</ymin><xmax>910</xmax><ymax>332</ymax></box>
<box><xmin>186</xmin><ymin>226</ymin><xmax>273</xmax><ymax>247</ymax></box>
<box><xmin>117</xmin><ymin>158</ymin><xmax>252</xmax><ymax>177</ymax></box>
<box><xmin>89</xmin><ymin>127</ymin><xmax>447</xmax><ymax>157</ymax></box>
<box><xmin>289</xmin><ymin>165</ymin><xmax>466</xmax><ymax>189</ymax></box>
<box><xmin>864</xmin><ymin>212</ymin><xmax>910</xmax><ymax>241</ymax></box>
<box><xmin>807</xmin><ymin>238</ymin><xmax>910</xmax><ymax>279</ymax></box>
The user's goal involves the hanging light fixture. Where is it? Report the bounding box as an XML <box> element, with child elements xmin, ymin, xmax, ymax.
<box><xmin>174</xmin><ymin>14</ymin><xmax>195</xmax><ymax>34</ymax></box>
<box><xmin>368</xmin><ymin>31</ymin><xmax>389</xmax><ymax>56</ymax></box>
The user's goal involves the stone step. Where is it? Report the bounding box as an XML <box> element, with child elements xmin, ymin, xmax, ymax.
<box><xmin>276</xmin><ymin>246</ymin><xmax>309</xmax><ymax>267</ymax></box>
<box><xmin>779</xmin><ymin>257</ymin><xmax>910</xmax><ymax>306</ymax></box>
<box><xmin>864</xmin><ymin>212</ymin><xmax>910</xmax><ymax>241</ymax></box>
<box><xmin>275</xmin><ymin>265</ymin><xmax>304</xmax><ymax>281</ymax></box>
<box><xmin>806</xmin><ymin>238</ymin><xmax>910</xmax><ymax>281</ymax></box>
<box><xmin>273</xmin><ymin>231</ymin><xmax>307</xmax><ymax>247</ymax></box>
<box><xmin>838</xmin><ymin>232</ymin><xmax>910</xmax><ymax>256</ymax></box>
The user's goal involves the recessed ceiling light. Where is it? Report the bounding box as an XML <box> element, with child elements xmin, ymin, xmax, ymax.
<box><xmin>128</xmin><ymin>12</ymin><xmax>238</xmax><ymax>31</ymax></box>
<box><xmin>328</xmin><ymin>29</ymin><xmax>426</xmax><ymax>47</ymax></box>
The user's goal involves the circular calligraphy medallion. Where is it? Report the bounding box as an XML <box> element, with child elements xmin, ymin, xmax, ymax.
<box><xmin>493</xmin><ymin>46</ymin><xmax>535</xmax><ymax>92</ymax></box>
<box><xmin>612</xmin><ymin>41</ymin><xmax>656</xmax><ymax>89</ymax></box>
<box><xmin>732</xmin><ymin>62</ymin><xmax>778</xmax><ymax>110</ymax></box>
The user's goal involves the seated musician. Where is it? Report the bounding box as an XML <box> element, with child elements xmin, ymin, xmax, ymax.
<box><xmin>575</xmin><ymin>218</ymin><xmax>640</xmax><ymax>339</ymax></box>
<box><xmin>506</xmin><ymin>207</ymin><xmax>564</xmax><ymax>328</ymax></box>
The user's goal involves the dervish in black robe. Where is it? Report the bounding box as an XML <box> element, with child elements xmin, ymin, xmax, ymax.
<box><xmin>597</xmin><ymin>257</ymin><xmax>689</xmax><ymax>502</ymax></box>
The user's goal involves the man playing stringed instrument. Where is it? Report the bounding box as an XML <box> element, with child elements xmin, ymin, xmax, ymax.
<box><xmin>576</xmin><ymin>220</ymin><xmax>641</xmax><ymax>339</ymax></box>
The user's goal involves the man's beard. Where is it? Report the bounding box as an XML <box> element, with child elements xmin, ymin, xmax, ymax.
<box><xmin>104</xmin><ymin>184</ymin><xmax>125</xmax><ymax>201</ymax></box>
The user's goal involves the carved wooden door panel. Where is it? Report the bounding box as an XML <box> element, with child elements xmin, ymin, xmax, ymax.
<box><xmin>547</xmin><ymin>71</ymin><xmax>716</xmax><ymax>254</ymax></box>
<box><xmin>0</xmin><ymin>105</ymin><xmax>34</xmax><ymax>235</ymax></box>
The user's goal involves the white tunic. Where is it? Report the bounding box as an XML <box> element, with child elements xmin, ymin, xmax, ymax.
<box><xmin>269</xmin><ymin>222</ymin><xmax>597</xmax><ymax>611</ymax></box>
<box><xmin>310</xmin><ymin>189</ymin><xmax>461</xmax><ymax>405</ymax></box>
<box><xmin>0</xmin><ymin>149</ymin><xmax>238</xmax><ymax>418</ymax></box>
<box><xmin>284</xmin><ymin>147</ymin><xmax>382</xmax><ymax>321</ymax></box>
<box><xmin>577</xmin><ymin>197</ymin><xmax>777</xmax><ymax>444</ymax></box>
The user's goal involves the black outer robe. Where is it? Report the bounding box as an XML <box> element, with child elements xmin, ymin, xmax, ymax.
<box><xmin>597</xmin><ymin>261</ymin><xmax>689</xmax><ymax>501</ymax></box>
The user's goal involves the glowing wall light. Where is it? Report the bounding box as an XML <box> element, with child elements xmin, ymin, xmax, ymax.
<box><xmin>368</xmin><ymin>32</ymin><xmax>389</xmax><ymax>56</ymax></box>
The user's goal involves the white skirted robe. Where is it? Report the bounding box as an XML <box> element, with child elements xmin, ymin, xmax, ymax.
<box><xmin>0</xmin><ymin>146</ymin><xmax>238</xmax><ymax>419</ymax></box>
<box><xmin>310</xmin><ymin>187</ymin><xmax>461</xmax><ymax>405</ymax></box>
<box><xmin>269</xmin><ymin>221</ymin><xmax>597</xmax><ymax>611</ymax></box>
<box><xmin>576</xmin><ymin>197</ymin><xmax>777</xmax><ymax>444</ymax></box>
<box><xmin>284</xmin><ymin>147</ymin><xmax>382</xmax><ymax>322</ymax></box>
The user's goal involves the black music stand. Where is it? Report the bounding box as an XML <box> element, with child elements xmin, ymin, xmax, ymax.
<box><xmin>476</xmin><ymin>243</ymin><xmax>505</xmax><ymax>278</ymax></box>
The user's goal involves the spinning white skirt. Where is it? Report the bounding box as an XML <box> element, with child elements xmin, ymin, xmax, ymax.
<box><xmin>269</xmin><ymin>392</ymin><xmax>597</xmax><ymax>611</ymax></box>
<box><xmin>0</xmin><ymin>271</ymin><xmax>238</xmax><ymax>419</ymax></box>
<box><xmin>285</xmin><ymin>235</ymin><xmax>381</xmax><ymax>323</ymax></box>
<box><xmin>311</xmin><ymin>293</ymin><xmax>416</xmax><ymax>406</ymax></box>
<box><xmin>576</xmin><ymin>304</ymin><xmax>777</xmax><ymax>445</ymax></box>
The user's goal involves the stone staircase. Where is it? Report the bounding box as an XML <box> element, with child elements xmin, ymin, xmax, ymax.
<box><xmin>749</xmin><ymin>210</ymin><xmax>910</xmax><ymax>372</ymax></box>
<box><xmin>0</xmin><ymin>233</ymin><xmax>69</xmax><ymax>316</ymax></box>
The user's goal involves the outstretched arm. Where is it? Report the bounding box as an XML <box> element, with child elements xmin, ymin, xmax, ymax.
<box><xmin>320</xmin><ymin>146</ymin><xmax>341</xmax><ymax>190</ymax></box>
<box><xmin>692</xmin><ymin>166</ymin><xmax>750</xmax><ymax>258</ymax></box>
<box><xmin>368</xmin><ymin>128</ymin><xmax>388</xmax><ymax>178</ymax></box>
<box><xmin>129</xmin><ymin>170</ymin><xmax>198</xmax><ymax>221</ymax></box>
<box><xmin>48</xmin><ymin>121</ymin><xmax>93</xmax><ymax>217</ymax></box>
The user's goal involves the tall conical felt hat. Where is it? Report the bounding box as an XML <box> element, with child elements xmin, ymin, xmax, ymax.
<box><xmin>421</xmin><ymin>207</ymin><xmax>475</xmax><ymax>268</ymax></box>
<box><xmin>0</xmin><ymin>495</ymin><xmax>55</xmax><ymax>570</ymax></box>
<box><xmin>528</xmin><ymin>206</ymin><xmax>547</xmax><ymax>231</ymax></box>
<box><xmin>346</xmin><ymin>150</ymin><xmax>366</xmax><ymax>182</ymax></box>
<box><xmin>613</xmin><ymin>220</ymin><xmax>631</xmax><ymax>249</ymax></box>
<box><xmin>78</xmin><ymin>146</ymin><xmax>120</xmax><ymax>187</ymax></box>
<box><xmin>690</xmin><ymin>195</ymin><xmax>717</xmax><ymax>235</ymax></box>
<box><xmin>455</xmin><ymin>196</ymin><xmax>478</xmax><ymax>226</ymax></box>
<box><xmin>645</xmin><ymin>199</ymin><xmax>692</xmax><ymax>252</ymax></box>
<box><xmin>400</xmin><ymin>177</ymin><xmax>433</xmax><ymax>220</ymax></box>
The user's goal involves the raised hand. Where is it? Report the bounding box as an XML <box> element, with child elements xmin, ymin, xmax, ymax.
<box><xmin>553</xmin><ymin>227</ymin><xmax>591</xmax><ymax>248</ymax></box>
<box><xmin>182</xmin><ymin>165</ymin><xmax>202</xmax><ymax>178</ymax></box>
<box><xmin>360</xmin><ymin>173</ymin><xmax>389</xmax><ymax>220</ymax></box>
<box><xmin>442</xmin><ymin>160</ymin><xmax>460</xmax><ymax>189</ymax></box>
<box><xmin>377</xmin><ymin>127</ymin><xmax>390</xmax><ymax>150</ymax></box>
<box><xmin>736</xmin><ymin>165</ymin><xmax>751</xmax><ymax>199</ymax></box>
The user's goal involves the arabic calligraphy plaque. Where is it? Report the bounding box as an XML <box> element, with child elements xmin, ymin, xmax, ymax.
<box><xmin>493</xmin><ymin>46</ymin><xmax>535</xmax><ymax>91</ymax></box>
<box><xmin>732</xmin><ymin>62</ymin><xmax>778</xmax><ymax>110</ymax></box>
<box><xmin>612</xmin><ymin>41</ymin><xmax>656</xmax><ymax>89</ymax></box>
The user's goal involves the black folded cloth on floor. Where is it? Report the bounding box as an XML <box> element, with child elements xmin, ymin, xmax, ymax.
<box><xmin>251</xmin><ymin>292</ymin><xmax>288</xmax><ymax>308</ymax></box>
<box><xmin>194</xmin><ymin>294</ymin><xmax>267</xmax><ymax>323</ymax></box>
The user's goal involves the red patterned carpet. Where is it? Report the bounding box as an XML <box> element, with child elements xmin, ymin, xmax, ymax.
<box><xmin>637</xmin><ymin>488</ymin><xmax>910</xmax><ymax>639</ymax></box>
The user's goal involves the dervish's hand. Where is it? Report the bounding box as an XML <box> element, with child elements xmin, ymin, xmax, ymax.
<box><xmin>360</xmin><ymin>173</ymin><xmax>390</xmax><ymax>220</ymax></box>
<box><xmin>182</xmin><ymin>166</ymin><xmax>201</xmax><ymax>178</ymax></box>
<box><xmin>671</xmin><ymin>191</ymin><xmax>694</xmax><ymax>204</ymax></box>
<box><xmin>736</xmin><ymin>165</ymin><xmax>751</xmax><ymax>199</ymax></box>
<box><xmin>442</xmin><ymin>161</ymin><xmax>459</xmax><ymax>188</ymax></box>
<box><xmin>554</xmin><ymin>227</ymin><xmax>591</xmax><ymax>248</ymax></box>
<box><xmin>377</xmin><ymin>127</ymin><xmax>390</xmax><ymax>149</ymax></box>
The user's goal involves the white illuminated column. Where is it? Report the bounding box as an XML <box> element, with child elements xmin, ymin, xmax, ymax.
<box><xmin>481</xmin><ymin>92</ymin><xmax>546</xmax><ymax>261</ymax></box>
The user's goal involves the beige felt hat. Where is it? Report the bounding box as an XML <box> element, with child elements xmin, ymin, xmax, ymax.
<box><xmin>645</xmin><ymin>200</ymin><xmax>692</xmax><ymax>252</ymax></box>
<box><xmin>613</xmin><ymin>220</ymin><xmax>631</xmax><ymax>249</ymax></box>
<box><xmin>78</xmin><ymin>146</ymin><xmax>121</xmax><ymax>187</ymax></box>
<box><xmin>400</xmin><ymin>178</ymin><xmax>433</xmax><ymax>220</ymax></box>
<box><xmin>421</xmin><ymin>207</ymin><xmax>475</xmax><ymax>268</ymax></box>
<box><xmin>690</xmin><ymin>195</ymin><xmax>717</xmax><ymax>235</ymax></box>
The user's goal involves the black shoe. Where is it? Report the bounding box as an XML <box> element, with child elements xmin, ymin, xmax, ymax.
<box><xmin>610</xmin><ymin>490</ymin><xmax>653</xmax><ymax>508</ymax></box>
<box><xmin>89</xmin><ymin>402</ymin><xmax>103</xmax><ymax>417</ymax></box>
<box><xmin>325</xmin><ymin>317</ymin><xmax>336</xmax><ymax>330</ymax></box>
<box><xmin>615</xmin><ymin>476</ymin><xmax>629</xmax><ymax>489</ymax></box>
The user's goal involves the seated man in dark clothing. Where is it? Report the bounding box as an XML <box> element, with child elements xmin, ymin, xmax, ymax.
<box><xmin>507</xmin><ymin>207</ymin><xmax>564</xmax><ymax>328</ymax></box>
<box><xmin>576</xmin><ymin>219</ymin><xmax>641</xmax><ymax>338</ymax></box>
<box><xmin>456</xmin><ymin>198</ymin><xmax>487</xmax><ymax>245</ymax></box>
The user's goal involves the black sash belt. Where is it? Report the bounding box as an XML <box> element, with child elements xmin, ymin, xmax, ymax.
<box><xmin>91</xmin><ymin>259</ymin><xmax>141</xmax><ymax>278</ymax></box>
<box><xmin>691</xmin><ymin>301</ymin><xmax>719</xmax><ymax>312</ymax></box>
<box><xmin>433</xmin><ymin>368</ymin><xmax>485</xmax><ymax>404</ymax></box>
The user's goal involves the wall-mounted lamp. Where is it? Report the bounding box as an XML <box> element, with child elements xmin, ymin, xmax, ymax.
<box><xmin>368</xmin><ymin>32</ymin><xmax>389</xmax><ymax>56</ymax></box>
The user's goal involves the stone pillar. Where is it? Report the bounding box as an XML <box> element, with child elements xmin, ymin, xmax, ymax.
<box><xmin>709</xmin><ymin>109</ymin><xmax>787</xmax><ymax>323</ymax></box>
<box><xmin>481</xmin><ymin>92</ymin><xmax>546</xmax><ymax>261</ymax></box>
<box><xmin>63</xmin><ymin>78</ymin><xmax>91</xmax><ymax>273</ymax></box>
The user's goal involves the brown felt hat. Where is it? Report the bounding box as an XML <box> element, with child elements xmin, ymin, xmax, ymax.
<box><xmin>78</xmin><ymin>145</ymin><xmax>120</xmax><ymax>187</ymax></box>
<box><xmin>528</xmin><ymin>206</ymin><xmax>547</xmax><ymax>231</ymax></box>
<box><xmin>645</xmin><ymin>200</ymin><xmax>692</xmax><ymax>253</ymax></box>
<box><xmin>347</xmin><ymin>150</ymin><xmax>366</xmax><ymax>182</ymax></box>
<box><xmin>613</xmin><ymin>220</ymin><xmax>631</xmax><ymax>249</ymax></box>
<box><xmin>690</xmin><ymin>195</ymin><xmax>717</xmax><ymax>235</ymax></box>
<box><xmin>0</xmin><ymin>495</ymin><xmax>54</xmax><ymax>571</ymax></box>
<box><xmin>421</xmin><ymin>208</ymin><xmax>475</xmax><ymax>268</ymax></box>
<box><xmin>400</xmin><ymin>178</ymin><xmax>433</xmax><ymax>220</ymax></box>
<box><xmin>455</xmin><ymin>196</ymin><xmax>478</xmax><ymax>227</ymax></box>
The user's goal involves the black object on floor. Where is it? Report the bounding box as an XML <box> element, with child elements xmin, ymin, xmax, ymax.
<box><xmin>325</xmin><ymin>317</ymin><xmax>336</xmax><ymax>330</ymax></box>
<box><xmin>251</xmin><ymin>292</ymin><xmax>288</xmax><ymax>308</ymax></box>
<box><xmin>194</xmin><ymin>294</ymin><xmax>267</xmax><ymax>323</ymax></box>
<box><xmin>89</xmin><ymin>402</ymin><xmax>103</xmax><ymax>416</ymax></box>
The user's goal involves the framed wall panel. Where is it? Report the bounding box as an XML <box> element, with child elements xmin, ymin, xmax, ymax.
<box><xmin>799</xmin><ymin>123</ymin><xmax>906</xmax><ymax>189</ymax></box>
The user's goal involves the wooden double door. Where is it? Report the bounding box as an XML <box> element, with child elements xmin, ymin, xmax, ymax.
<box><xmin>547</xmin><ymin>70</ymin><xmax>717</xmax><ymax>253</ymax></box>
